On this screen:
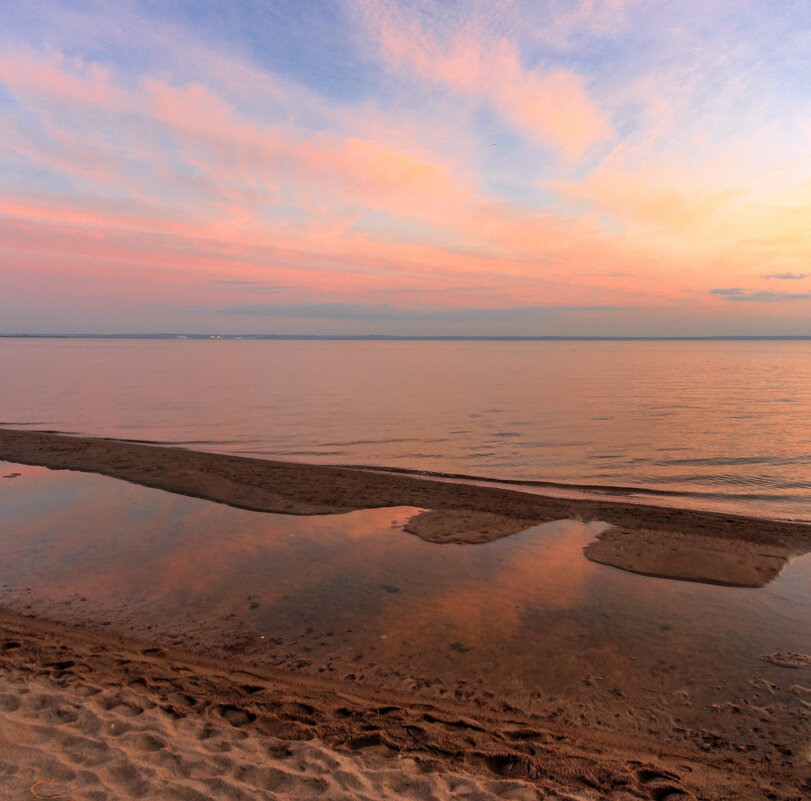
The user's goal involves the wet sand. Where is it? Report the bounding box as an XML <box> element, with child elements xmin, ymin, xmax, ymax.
<box><xmin>1</xmin><ymin>428</ymin><xmax>810</xmax><ymax>549</ymax></box>
<box><xmin>583</xmin><ymin>527</ymin><xmax>796</xmax><ymax>587</ymax></box>
<box><xmin>2</xmin><ymin>609</ymin><xmax>807</xmax><ymax>801</ymax></box>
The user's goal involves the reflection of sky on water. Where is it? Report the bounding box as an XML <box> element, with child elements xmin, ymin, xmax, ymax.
<box><xmin>1</xmin><ymin>461</ymin><xmax>808</xmax><ymax>704</ymax></box>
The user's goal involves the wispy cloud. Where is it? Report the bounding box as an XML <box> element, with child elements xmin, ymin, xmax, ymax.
<box><xmin>209</xmin><ymin>280</ymin><xmax>283</xmax><ymax>293</ymax></box>
<box><xmin>222</xmin><ymin>302</ymin><xmax>626</xmax><ymax>321</ymax></box>
<box><xmin>354</xmin><ymin>0</ymin><xmax>612</xmax><ymax>159</ymax></box>
<box><xmin>710</xmin><ymin>288</ymin><xmax>811</xmax><ymax>302</ymax></box>
<box><xmin>761</xmin><ymin>272</ymin><xmax>808</xmax><ymax>280</ymax></box>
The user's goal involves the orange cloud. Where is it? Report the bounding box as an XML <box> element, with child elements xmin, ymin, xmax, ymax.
<box><xmin>556</xmin><ymin>148</ymin><xmax>811</xmax><ymax>287</ymax></box>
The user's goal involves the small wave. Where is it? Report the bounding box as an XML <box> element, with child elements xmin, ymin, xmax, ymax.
<box><xmin>252</xmin><ymin>449</ymin><xmax>348</xmax><ymax>457</ymax></box>
<box><xmin>318</xmin><ymin>437</ymin><xmax>452</xmax><ymax>447</ymax></box>
<box><xmin>655</xmin><ymin>455</ymin><xmax>811</xmax><ymax>467</ymax></box>
<box><xmin>640</xmin><ymin>473</ymin><xmax>791</xmax><ymax>489</ymax></box>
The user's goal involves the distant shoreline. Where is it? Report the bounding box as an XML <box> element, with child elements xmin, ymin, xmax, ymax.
<box><xmin>2</xmin><ymin>334</ymin><xmax>811</xmax><ymax>341</ymax></box>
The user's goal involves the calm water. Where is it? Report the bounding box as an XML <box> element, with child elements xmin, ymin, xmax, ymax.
<box><xmin>1</xmin><ymin>338</ymin><xmax>810</xmax><ymax>520</ymax></box>
<box><xmin>1</xmin><ymin>462</ymin><xmax>809</xmax><ymax>749</ymax></box>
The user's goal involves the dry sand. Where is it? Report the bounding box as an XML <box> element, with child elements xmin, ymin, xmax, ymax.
<box><xmin>2</xmin><ymin>610</ymin><xmax>807</xmax><ymax>801</ymax></box>
<box><xmin>1</xmin><ymin>428</ymin><xmax>809</xmax><ymax>549</ymax></box>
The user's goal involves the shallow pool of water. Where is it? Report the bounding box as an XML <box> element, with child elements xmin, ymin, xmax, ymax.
<box><xmin>1</xmin><ymin>460</ymin><xmax>808</xmax><ymax>746</ymax></box>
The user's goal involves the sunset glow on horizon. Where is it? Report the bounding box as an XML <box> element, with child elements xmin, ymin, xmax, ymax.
<box><xmin>1</xmin><ymin>0</ymin><xmax>809</xmax><ymax>336</ymax></box>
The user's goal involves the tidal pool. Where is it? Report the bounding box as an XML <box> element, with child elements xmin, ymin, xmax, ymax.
<box><xmin>1</xmin><ymin>460</ymin><xmax>808</xmax><ymax>753</ymax></box>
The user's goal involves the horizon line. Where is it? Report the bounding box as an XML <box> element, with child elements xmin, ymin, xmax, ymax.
<box><xmin>3</xmin><ymin>334</ymin><xmax>811</xmax><ymax>342</ymax></box>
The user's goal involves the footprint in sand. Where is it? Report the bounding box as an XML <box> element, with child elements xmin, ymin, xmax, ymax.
<box><xmin>761</xmin><ymin>651</ymin><xmax>811</xmax><ymax>669</ymax></box>
<box><xmin>635</xmin><ymin>767</ymin><xmax>692</xmax><ymax>800</ymax></box>
<box><xmin>213</xmin><ymin>703</ymin><xmax>256</xmax><ymax>726</ymax></box>
<box><xmin>0</xmin><ymin>693</ymin><xmax>20</xmax><ymax>712</ymax></box>
<box><xmin>130</xmin><ymin>732</ymin><xmax>167</xmax><ymax>752</ymax></box>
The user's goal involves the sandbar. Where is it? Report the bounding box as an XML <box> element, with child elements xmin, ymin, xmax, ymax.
<box><xmin>1</xmin><ymin>428</ymin><xmax>809</xmax><ymax>549</ymax></box>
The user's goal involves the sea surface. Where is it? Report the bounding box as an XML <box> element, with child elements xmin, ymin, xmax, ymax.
<box><xmin>1</xmin><ymin>337</ymin><xmax>810</xmax><ymax>521</ymax></box>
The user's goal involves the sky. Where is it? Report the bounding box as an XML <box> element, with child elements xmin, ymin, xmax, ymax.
<box><xmin>1</xmin><ymin>0</ymin><xmax>809</xmax><ymax>336</ymax></box>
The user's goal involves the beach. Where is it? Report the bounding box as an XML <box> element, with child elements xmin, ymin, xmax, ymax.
<box><xmin>3</xmin><ymin>608</ymin><xmax>807</xmax><ymax>801</ymax></box>
<box><xmin>4</xmin><ymin>0</ymin><xmax>811</xmax><ymax>794</ymax></box>
<box><xmin>0</xmin><ymin>429</ymin><xmax>809</xmax><ymax>800</ymax></box>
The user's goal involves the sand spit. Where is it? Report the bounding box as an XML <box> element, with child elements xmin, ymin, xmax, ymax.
<box><xmin>1</xmin><ymin>428</ymin><xmax>810</xmax><ymax>549</ymax></box>
<box><xmin>583</xmin><ymin>528</ymin><xmax>797</xmax><ymax>587</ymax></box>
<box><xmin>2</xmin><ymin>610</ymin><xmax>806</xmax><ymax>801</ymax></box>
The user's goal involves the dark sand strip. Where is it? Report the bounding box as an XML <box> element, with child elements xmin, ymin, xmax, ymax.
<box><xmin>1</xmin><ymin>428</ymin><xmax>810</xmax><ymax>548</ymax></box>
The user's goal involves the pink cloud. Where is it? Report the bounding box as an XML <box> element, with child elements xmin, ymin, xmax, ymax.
<box><xmin>363</xmin><ymin>6</ymin><xmax>612</xmax><ymax>158</ymax></box>
<box><xmin>3</xmin><ymin>43</ymin><xmax>806</xmax><ymax>331</ymax></box>
<box><xmin>0</xmin><ymin>54</ymin><xmax>482</xmax><ymax>237</ymax></box>
<box><xmin>142</xmin><ymin>77</ymin><xmax>482</xmax><ymax>226</ymax></box>
<box><xmin>0</xmin><ymin>51</ymin><xmax>129</xmax><ymax>109</ymax></box>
